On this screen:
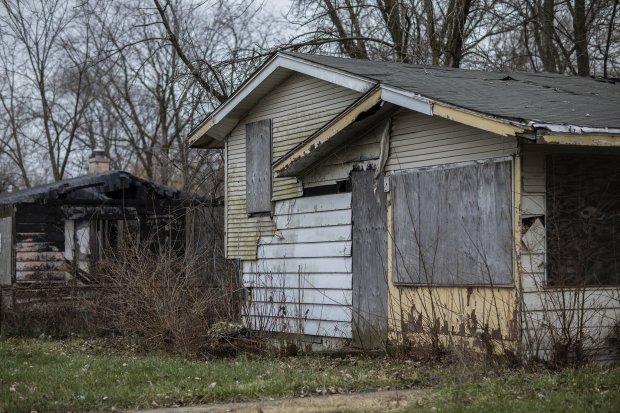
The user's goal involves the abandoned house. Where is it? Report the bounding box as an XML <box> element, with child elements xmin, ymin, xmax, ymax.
<box><xmin>0</xmin><ymin>151</ymin><xmax>198</xmax><ymax>287</ymax></box>
<box><xmin>188</xmin><ymin>52</ymin><xmax>620</xmax><ymax>361</ymax></box>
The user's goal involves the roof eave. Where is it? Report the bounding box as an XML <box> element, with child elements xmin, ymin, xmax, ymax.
<box><xmin>535</xmin><ymin>123</ymin><xmax>620</xmax><ymax>147</ymax></box>
<box><xmin>188</xmin><ymin>117</ymin><xmax>216</xmax><ymax>147</ymax></box>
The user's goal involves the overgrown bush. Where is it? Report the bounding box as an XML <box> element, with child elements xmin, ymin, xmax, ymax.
<box><xmin>93</xmin><ymin>233</ymin><xmax>239</xmax><ymax>355</ymax></box>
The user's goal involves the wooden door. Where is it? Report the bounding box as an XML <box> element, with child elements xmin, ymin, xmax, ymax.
<box><xmin>351</xmin><ymin>170</ymin><xmax>388</xmax><ymax>348</ymax></box>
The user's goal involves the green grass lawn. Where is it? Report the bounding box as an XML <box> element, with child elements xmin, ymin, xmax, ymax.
<box><xmin>412</xmin><ymin>365</ymin><xmax>620</xmax><ymax>413</ymax></box>
<box><xmin>0</xmin><ymin>337</ymin><xmax>619</xmax><ymax>412</ymax></box>
<box><xmin>0</xmin><ymin>338</ymin><xmax>424</xmax><ymax>412</ymax></box>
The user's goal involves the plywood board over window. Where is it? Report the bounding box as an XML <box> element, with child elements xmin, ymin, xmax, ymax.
<box><xmin>246</xmin><ymin>119</ymin><xmax>272</xmax><ymax>215</ymax></box>
<box><xmin>391</xmin><ymin>158</ymin><xmax>513</xmax><ymax>286</ymax></box>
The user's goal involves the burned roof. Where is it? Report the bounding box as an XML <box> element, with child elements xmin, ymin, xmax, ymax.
<box><xmin>0</xmin><ymin>171</ymin><xmax>209</xmax><ymax>205</ymax></box>
<box><xmin>286</xmin><ymin>53</ymin><xmax>620</xmax><ymax>130</ymax></box>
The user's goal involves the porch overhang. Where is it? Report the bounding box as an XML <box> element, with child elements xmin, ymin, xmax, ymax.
<box><xmin>274</xmin><ymin>86</ymin><xmax>392</xmax><ymax>177</ymax></box>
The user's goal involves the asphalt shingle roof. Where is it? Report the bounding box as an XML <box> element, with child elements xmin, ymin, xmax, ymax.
<box><xmin>288</xmin><ymin>53</ymin><xmax>620</xmax><ymax>130</ymax></box>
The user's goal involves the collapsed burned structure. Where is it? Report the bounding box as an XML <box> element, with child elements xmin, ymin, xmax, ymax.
<box><xmin>0</xmin><ymin>169</ymin><xmax>198</xmax><ymax>285</ymax></box>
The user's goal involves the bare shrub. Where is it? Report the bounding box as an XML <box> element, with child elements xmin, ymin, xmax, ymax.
<box><xmin>93</xmin><ymin>231</ymin><xmax>238</xmax><ymax>356</ymax></box>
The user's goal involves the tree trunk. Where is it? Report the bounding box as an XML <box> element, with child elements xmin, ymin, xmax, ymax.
<box><xmin>323</xmin><ymin>0</ymin><xmax>368</xmax><ymax>59</ymax></box>
<box><xmin>423</xmin><ymin>0</ymin><xmax>440</xmax><ymax>65</ymax></box>
<box><xmin>603</xmin><ymin>0</ymin><xmax>618</xmax><ymax>78</ymax></box>
<box><xmin>444</xmin><ymin>0</ymin><xmax>472</xmax><ymax>68</ymax></box>
<box><xmin>538</xmin><ymin>0</ymin><xmax>559</xmax><ymax>73</ymax></box>
<box><xmin>573</xmin><ymin>0</ymin><xmax>590</xmax><ymax>76</ymax></box>
<box><xmin>379</xmin><ymin>0</ymin><xmax>409</xmax><ymax>62</ymax></box>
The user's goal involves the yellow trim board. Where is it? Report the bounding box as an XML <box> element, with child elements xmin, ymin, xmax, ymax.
<box><xmin>273</xmin><ymin>86</ymin><xmax>382</xmax><ymax>174</ymax></box>
<box><xmin>188</xmin><ymin>118</ymin><xmax>215</xmax><ymax>146</ymax></box>
<box><xmin>433</xmin><ymin>103</ymin><xmax>526</xmax><ymax>137</ymax></box>
<box><xmin>539</xmin><ymin>133</ymin><xmax>620</xmax><ymax>146</ymax></box>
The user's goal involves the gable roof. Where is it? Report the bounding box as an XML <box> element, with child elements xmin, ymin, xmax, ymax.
<box><xmin>188</xmin><ymin>52</ymin><xmax>620</xmax><ymax>149</ymax></box>
<box><xmin>0</xmin><ymin>171</ymin><xmax>205</xmax><ymax>206</ymax></box>
<box><xmin>289</xmin><ymin>53</ymin><xmax>620</xmax><ymax>131</ymax></box>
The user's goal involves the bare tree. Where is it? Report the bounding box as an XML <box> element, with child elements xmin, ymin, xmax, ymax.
<box><xmin>0</xmin><ymin>0</ymin><xmax>103</xmax><ymax>181</ymax></box>
<box><xmin>282</xmin><ymin>1</ymin><xmax>619</xmax><ymax>76</ymax></box>
<box><xmin>0</xmin><ymin>36</ymin><xmax>32</xmax><ymax>187</ymax></box>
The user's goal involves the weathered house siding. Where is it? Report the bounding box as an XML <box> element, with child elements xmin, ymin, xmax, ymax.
<box><xmin>194</xmin><ymin>52</ymin><xmax>620</xmax><ymax>356</ymax></box>
<box><xmin>225</xmin><ymin>73</ymin><xmax>361</xmax><ymax>259</ymax></box>
<box><xmin>383</xmin><ymin>110</ymin><xmax>520</xmax><ymax>349</ymax></box>
<box><xmin>520</xmin><ymin>144</ymin><xmax>620</xmax><ymax>361</ymax></box>
<box><xmin>242</xmin><ymin>193</ymin><xmax>352</xmax><ymax>340</ymax></box>
<box><xmin>385</xmin><ymin>110</ymin><xmax>518</xmax><ymax>171</ymax></box>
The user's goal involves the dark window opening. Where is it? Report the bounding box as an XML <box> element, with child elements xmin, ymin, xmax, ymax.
<box><xmin>546</xmin><ymin>155</ymin><xmax>620</xmax><ymax>286</ymax></box>
<box><xmin>303</xmin><ymin>179</ymin><xmax>351</xmax><ymax>197</ymax></box>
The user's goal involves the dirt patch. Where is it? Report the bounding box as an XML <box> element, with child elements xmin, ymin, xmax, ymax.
<box><xmin>133</xmin><ymin>389</ymin><xmax>431</xmax><ymax>413</ymax></box>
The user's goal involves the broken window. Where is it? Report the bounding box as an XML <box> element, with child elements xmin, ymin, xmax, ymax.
<box><xmin>303</xmin><ymin>179</ymin><xmax>351</xmax><ymax>197</ymax></box>
<box><xmin>546</xmin><ymin>155</ymin><xmax>620</xmax><ymax>286</ymax></box>
<box><xmin>245</xmin><ymin>119</ymin><xmax>272</xmax><ymax>215</ymax></box>
<box><xmin>391</xmin><ymin>159</ymin><xmax>513</xmax><ymax>286</ymax></box>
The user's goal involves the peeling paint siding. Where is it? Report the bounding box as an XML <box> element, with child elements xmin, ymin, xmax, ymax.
<box><xmin>385</xmin><ymin>110</ymin><xmax>518</xmax><ymax>171</ymax></box>
<box><xmin>225</xmin><ymin>73</ymin><xmax>361</xmax><ymax>259</ymax></box>
<box><xmin>385</xmin><ymin>109</ymin><xmax>520</xmax><ymax>350</ymax></box>
<box><xmin>520</xmin><ymin>144</ymin><xmax>620</xmax><ymax>361</ymax></box>
<box><xmin>242</xmin><ymin>193</ymin><xmax>353</xmax><ymax>338</ymax></box>
<box><xmin>388</xmin><ymin>284</ymin><xmax>520</xmax><ymax>344</ymax></box>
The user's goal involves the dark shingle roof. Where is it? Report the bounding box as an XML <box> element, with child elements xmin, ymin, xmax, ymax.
<box><xmin>287</xmin><ymin>53</ymin><xmax>620</xmax><ymax>129</ymax></box>
<box><xmin>0</xmin><ymin>171</ymin><xmax>201</xmax><ymax>205</ymax></box>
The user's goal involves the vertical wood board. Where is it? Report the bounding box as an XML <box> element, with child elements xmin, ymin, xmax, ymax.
<box><xmin>246</xmin><ymin>119</ymin><xmax>272</xmax><ymax>215</ymax></box>
<box><xmin>351</xmin><ymin>170</ymin><xmax>389</xmax><ymax>348</ymax></box>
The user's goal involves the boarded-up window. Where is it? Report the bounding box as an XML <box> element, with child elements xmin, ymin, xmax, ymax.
<box><xmin>392</xmin><ymin>159</ymin><xmax>513</xmax><ymax>285</ymax></box>
<box><xmin>547</xmin><ymin>155</ymin><xmax>620</xmax><ymax>286</ymax></box>
<box><xmin>246</xmin><ymin>119</ymin><xmax>272</xmax><ymax>215</ymax></box>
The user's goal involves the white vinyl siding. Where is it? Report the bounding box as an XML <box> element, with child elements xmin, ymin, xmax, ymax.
<box><xmin>242</xmin><ymin>193</ymin><xmax>353</xmax><ymax>338</ymax></box>
<box><xmin>385</xmin><ymin>110</ymin><xmax>518</xmax><ymax>171</ymax></box>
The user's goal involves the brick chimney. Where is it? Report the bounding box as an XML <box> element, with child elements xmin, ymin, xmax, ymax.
<box><xmin>88</xmin><ymin>149</ymin><xmax>110</xmax><ymax>174</ymax></box>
